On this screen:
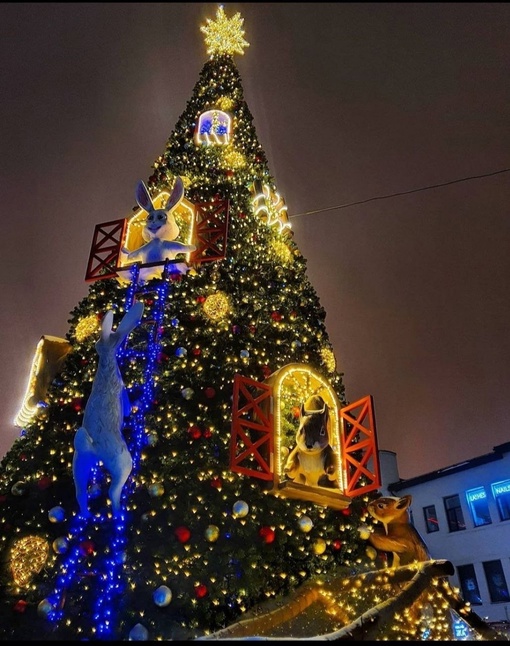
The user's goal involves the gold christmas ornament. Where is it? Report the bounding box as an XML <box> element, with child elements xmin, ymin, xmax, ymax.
<box><xmin>216</xmin><ymin>96</ymin><xmax>235</xmax><ymax>112</ymax></box>
<box><xmin>271</xmin><ymin>240</ymin><xmax>294</xmax><ymax>266</ymax></box>
<box><xmin>11</xmin><ymin>536</ymin><xmax>49</xmax><ymax>586</ymax></box>
<box><xmin>203</xmin><ymin>292</ymin><xmax>231</xmax><ymax>321</ymax></box>
<box><xmin>205</xmin><ymin>525</ymin><xmax>220</xmax><ymax>542</ymax></box>
<box><xmin>75</xmin><ymin>315</ymin><xmax>100</xmax><ymax>342</ymax></box>
<box><xmin>312</xmin><ymin>538</ymin><xmax>327</xmax><ymax>555</ymax></box>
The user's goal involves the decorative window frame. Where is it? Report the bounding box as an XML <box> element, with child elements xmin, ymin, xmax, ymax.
<box><xmin>194</xmin><ymin>109</ymin><xmax>232</xmax><ymax>146</ymax></box>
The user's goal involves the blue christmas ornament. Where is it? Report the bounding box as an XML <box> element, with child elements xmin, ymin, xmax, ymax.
<box><xmin>52</xmin><ymin>537</ymin><xmax>69</xmax><ymax>554</ymax></box>
<box><xmin>232</xmin><ymin>500</ymin><xmax>249</xmax><ymax>518</ymax></box>
<box><xmin>175</xmin><ymin>347</ymin><xmax>187</xmax><ymax>357</ymax></box>
<box><xmin>48</xmin><ymin>506</ymin><xmax>66</xmax><ymax>523</ymax></box>
<box><xmin>153</xmin><ymin>585</ymin><xmax>172</xmax><ymax>607</ymax></box>
<box><xmin>37</xmin><ymin>598</ymin><xmax>54</xmax><ymax>618</ymax></box>
<box><xmin>129</xmin><ymin>623</ymin><xmax>149</xmax><ymax>640</ymax></box>
<box><xmin>148</xmin><ymin>482</ymin><xmax>164</xmax><ymax>497</ymax></box>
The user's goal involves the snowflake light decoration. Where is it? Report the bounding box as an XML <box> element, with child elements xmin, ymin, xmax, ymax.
<box><xmin>201</xmin><ymin>5</ymin><xmax>249</xmax><ymax>57</ymax></box>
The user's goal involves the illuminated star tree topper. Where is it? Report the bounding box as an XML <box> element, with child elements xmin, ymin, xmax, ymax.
<box><xmin>201</xmin><ymin>4</ymin><xmax>250</xmax><ymax>57</ymax></box>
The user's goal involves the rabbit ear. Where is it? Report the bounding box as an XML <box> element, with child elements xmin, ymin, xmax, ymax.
<box><xmin>164</xmin><ymin>176</ymin><xmax>184</xmax><ymax>212</ymax></box>
<box><xmin>113</xmin><ymin>301</ymin><xmax>145</xmax><ymax>343</ymax></box>
<box><xmin>101</xmin><ymin>311</ymin><xmax>114</xmax><ymax>342</ymax></box>
<box><xmin>136</xmin><ymin>180</ymin><xmax>154</xmax><ymax>213</ymax></box>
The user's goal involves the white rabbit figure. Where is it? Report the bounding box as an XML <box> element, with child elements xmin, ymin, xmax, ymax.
<box><xmin>120</xmin><ymin>177</ymin><xmax>196</xmax><ymax>282</ymax></box>
<box><xmin>72</xmin><ymin>301</ymin><xmax>144</xmax><ymax>516</ymax></box>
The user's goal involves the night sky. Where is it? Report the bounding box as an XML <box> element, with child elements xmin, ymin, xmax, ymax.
<box><xmin>2</xmin><ymin>3</ymin><xmax>510</xmax><ymax>480</ymax></box>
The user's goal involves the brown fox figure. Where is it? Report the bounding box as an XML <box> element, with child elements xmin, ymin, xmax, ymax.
<box><xmin>367</xmin><ymin>494</ymin><xmax>430</xmax><ymax>567</ymax></box>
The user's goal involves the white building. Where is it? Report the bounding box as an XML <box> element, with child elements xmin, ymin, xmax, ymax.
<box><xmin>378</xmin><ymin>443</ymin><xmax>510</xmax><ymax>624</ymax></box>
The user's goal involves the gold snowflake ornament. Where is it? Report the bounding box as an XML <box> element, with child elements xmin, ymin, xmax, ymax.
<box><xmin>201</xmin><ymin>5</ymin><xmax>249</xmax><ymax>57</ymax></box>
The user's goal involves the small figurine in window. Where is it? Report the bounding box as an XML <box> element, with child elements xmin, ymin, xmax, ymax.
<box><xmin>284</xmin><ymin>395</ymin><xmax>339</xmax><ymax>488</ymax></box>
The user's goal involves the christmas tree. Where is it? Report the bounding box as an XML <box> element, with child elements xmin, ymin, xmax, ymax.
<box><xmin>0</xmin><ymin>6</ymin><xmax>501</xmax><ymax>642</ymax></box>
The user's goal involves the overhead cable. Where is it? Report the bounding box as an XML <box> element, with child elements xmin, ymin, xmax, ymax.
<box><xmin>289</xmin><ymin>167</ymin><xmax>510</xmax><ymax>219</ymax></box>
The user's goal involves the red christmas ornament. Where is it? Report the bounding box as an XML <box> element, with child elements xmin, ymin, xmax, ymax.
<box><xmin>261</xmin><ymin>365</ymin><xmax>272</xmax><ymax>379</ymax></box>
<box><xmin>192</xmin><ymin>346</ymin><xmax>202</xmax><ymax>356</ymax></box>
<box><xmin>248</xmin><ymin>325</ymin><xmax>257</xmax><ymax>334</ymax></box>
<box><xmin>204</xmin><ymin>387</ymin><xmax>216</xmax><ymax>399</ymax></box>
<box><xmin>72</xmin><ymin>398</ymin><xmax>83</xmax><ymax>412</ymax></box>
<box><xmin>174</xmin><ymin>526</ymin><xmax>191</xmax><ymax>543</ymax></box>
<box><xmin>332</xmin><ymin>540</ymin><xmax>342</xmax><ymax>551</ymax></box>
<box><xmin>259</xmin><ymin>526</ymin><xmax>276</xmax><ymax>544</ymax></box>
<box><xmin>170</xmin><ymin>272</ymin><xmax>182</xmax><ymax>282</ymax></box>
<box><xmin>37</xmin><ymin>476</ymin><xmax>52</xmax><ymax>490</ymax></box>
<box><xmin>195</xmin><ymin>584</ymin><xmax>208</xmax><ymax>599</ymax></box>
<box><xmin>196</xmin><ymin>295</ymin><xmax>206</xmax><ymax>304</ymax></box>
<box><xmin>80</xmin><ymin>358</ymin><xmax>89</xmax><ymax>366</ymax></box>
<box><xmin>188</xmin><ymin>425</ymin><xmax>202</xmax><ymax>440</ymax></box>
<box><xmin>203</xmin><ymin>427</ymin><xmax>212</xmax><ymax>439</ymax></box>
<box><xmin>19</xmin><ymin>454</ymin><xmax>27</xmax><ymax>462</ymax></box>
<box><xmin>341</xmin><ymin>508</ymin><xmax>352</xmax><ymax>516</ymax></box>
<box><xmin>289</xmin><ymin>310</ymin><xmax>298</xmax><ymax>321</ymax></box>
<box><xmin>238</xmin><ymin>212</ymin><xmax>246</xmax><ymax>219</ymax></box>
<box><xmin>271</xmin><ymin>311</ymin><xmax>282</xmax><ymax>322</ymax></box>
<box><xmin>13</xmin><ymin>600</ymin><xmax>28</xmax><ymax>613</ymax></box>
<box><xmin>210</xmin><ymin>477</ymin><xmax>222</xmax><ymax>490</ymax></box>
<box><xmin>79</xmin><ymin>540</ymin><xmax>95</xmax><ymax>556</ymax></box>
<box><xmin>225</xmin><ymin>169</ymin><xmax>234</xmax><ymax>177</ymax></box>
<box><xmin>291</xmin><ymin>406</ymin><xmax>301</xmax><ymax>419</ymax></box>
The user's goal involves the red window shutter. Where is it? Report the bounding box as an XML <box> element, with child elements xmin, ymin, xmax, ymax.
<box><xmin>190</xmin><ymin>200</ymin><xmax>229</xmax><ymax>264</ymax></box>
<box><xmin>85</xmin><ymin>219</ymin><xmax>126</xmax><ymax>282</ymax></box>
<box><xmin>230</xmin><ymin>374</ymin><xmax>274</xmax><ymax>480</ymax></box>
<box><xmin>340</xmin><ymin>395</ymin><xmax>381</xmax><ymax>496</ymax></box>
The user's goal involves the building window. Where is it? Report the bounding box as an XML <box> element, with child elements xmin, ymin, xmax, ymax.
<box><xmin>465</xmin><ymin>486</ymin><xmax>492</xmax><ymax>527</ymax></box>
<box><xmin>457</xmin><ymin>564</ymin><xmax>482</xmax><ymax>605</ymax></box>
<box><xmin>423</xmin><ymin>505</ymin><xmax>439</xmax><ymax>533</ymax></box>
<box><xmin>491</xmin><ymin>479</ymin><xmax>510</xmax><ymax>521</ymax></box>
<box><xmin>444</xmin><ymin>494</ymin><xmax>466</xmax><ymax>532</ymax></box>
<box><xmin>483</xmin><ymin>560</ymin><xmax>510</xmax><ymax>603</ymax></box>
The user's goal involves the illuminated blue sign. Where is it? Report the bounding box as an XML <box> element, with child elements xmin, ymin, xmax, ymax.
<box><xmin>453</xmin><ymin>620</ymin><xmax>470</xmax><ymax>639</ymax></box>
<box><xmin>492</xmin><ymin>480</ymin><xmax>510</xmax><ymax>496</ymax></box>
<box><xmin>465</xmin><ymin>486</ymin><xmax>492</xmax><ymax>527</ymax></box>
<box><xmin>466</xmin><ymin>489</ymin><xmax>486</xmax><ymax>503</ymax></box>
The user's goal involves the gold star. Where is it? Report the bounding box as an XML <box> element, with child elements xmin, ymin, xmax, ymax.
<box><xmin>201</xmin><ymin>5</ymin><xmax>249</xmax><ymax>57</ymax></box>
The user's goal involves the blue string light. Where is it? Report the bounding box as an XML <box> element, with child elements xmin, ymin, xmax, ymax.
<box><xmin>46</xmin><ymin>261</ymin><xmax>173</xmax><ymax>638</ymax></box>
